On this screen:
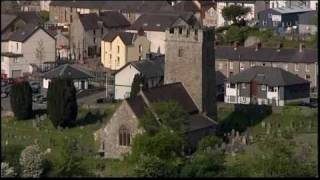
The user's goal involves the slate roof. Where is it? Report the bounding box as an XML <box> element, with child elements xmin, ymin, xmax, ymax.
<box><xmin>79</xmin><ymin>13</ymin><xmax>99</xmax><ymax>31</ymax></box>
<box><xmin>42</xmin><ymin>64</ymin><xmax>94</xmax><ymax>79</ymax></box>
<box><xmin>124</xmin><ymin>82</ymin><xmax>217</xmax><ymax>132</ymax></box>
<box><xmin>298</xmin><ymin>10</ymin><xmax>318</xmax><ymax>25</ymax></box>
<box><xmin>3</xmin><ymin>24</ymin><xmax>52</xmax><ymax>42</ymax></box>
<box><xmin>130</xmin><ymin>55</ymin><xmax>164</xmax><ymax>79</ymax></box>
<box><xmin>17</xmin><ymin>11</ymin><xmax>41</xmax><ymax>25</ymax></box>
<box><xmin>129</xmin><ymin>14</ymin><xmax>187</xmax><ymax>31</ymax></box>
<box><xmin>143</xmin><ymin>82</ymin><xmax>199</xmax><ymax>114</ymax></box>
<box><xmin>272</xmin><ymin>6</ymin><xmax>313</xmax><ymax>14</ymax></box>
<box><xmin>215</xmin><ymin>46</ymin><xmax>317</xmax><ymax>63</ymax></box>
<box><xmin>102</xmin><ymin>31</ymin><xmax>135</xmax><ymax>45</ymax></box>
<box><xmin>228</xmin><ymin>66</ymin><xmax>309</xmax><ymax>86</ymax></box>
<box><xmin>99</xmin><ymin>11</ymin><xmax>130</xmax><ymax>28</ymax></box>
<box><xmin>173</xmin><ymin>1</ymin><xmax>200</xmax><ymax>12</ymax></box>
<box><xmin>216</xmin><ymin>71</ymin><xmax>227</xmax><ymax>86</ymax></box>
<box><xmin>1</xmin><ymin>14</ymin><xmax>18</xmax><ymax>32</ymax></box>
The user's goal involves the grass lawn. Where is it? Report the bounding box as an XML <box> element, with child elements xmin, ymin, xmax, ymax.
<box><xmin>1</xmin><ymin>102</ymin><xmax>119</xmax><ymax>176</ymax></box>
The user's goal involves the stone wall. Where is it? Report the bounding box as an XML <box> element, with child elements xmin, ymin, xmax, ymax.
<box><xmin>100</xmin><ymin>101</ymin><xmax>144</xmax><ymax>159</ymax></box>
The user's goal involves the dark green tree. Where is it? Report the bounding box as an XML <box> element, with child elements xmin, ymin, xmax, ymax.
<box><xmin>10</xmin><ymin>81</ymin><xmax>33</xmax><ymax>120</ymax></box>
<box><xmin>47</xmin><ymin>78</ymin><xmax>77</xmax><ymax>128</ymax></box>
<box><xmin>130</xmin><ymin>74</ymin><xmax>144</xmax><ymax>98</ymax></box>
<box><xmin>39</xmin><ymin>11</ymin><xmax>49</xmax><ymax>25</ymax></box>
<box><xmin>224</xmin><ymin>25</ymin><xmax>245</xmax><ymax>44</ymax></box>
<box><xmin>222</xmin><ymin>5</ymin><xmax>251</xmax><ymax>25</ymax></box>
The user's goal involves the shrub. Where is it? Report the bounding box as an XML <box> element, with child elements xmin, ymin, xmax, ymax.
<box><xmin>19</xmin><ymin>144</ymin><xmax>44</xmax><ymax>177</ymax></box>
<box><xmin>47</xmin><ymin>78</ymin><xmax>78</xmax><ymax>128</ymax></box>
<box><xmin>10</xmin><ymin>81</ymin><xmax>33</xmax><ymax>120</ymax></box>
<box><xmin>198</xmin><ymin>135</ymin><xmax>223</xmax><ymax>151</ymax></box>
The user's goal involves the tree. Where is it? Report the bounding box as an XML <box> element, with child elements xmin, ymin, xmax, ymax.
<box><xmin>10</xmin><ymin>81</ymin><xmax>33</xmax><ymax>120</ymax></box>
<box><xmin>47</xmin><ymin>78</ymin><xmax>78</xmax><ymax>128</ymax></box>
<box><xmin>180</xmin><ymin>149</ymin><xmax>225</xmax><ymax>177</ymax></box>
<box><xmin>50</xmin><ymin>137</ymin><xmax>89</xmax><ymax>177</ymax></box>
<box><xmin>224</xmin><ymin>25</ymin><xmax>245</xmax><ymax>44</ymax></box>
<box><xmin>19</xmin><ymin>144</ymin><xmax>44</xmax><ymax>178</ymax></box>
<box><xmin>35</xmin><ymin>39</ymin><xmax>45</xmax><ymax>71</ymax></box>
<box><xmin>198</xmin><ymin>135</ymin><xmax>223</xmax><ymax>152</ymax></box>
<box><xmin>130</xmin><ymin>74</ymin><xmax>144</xmax><ymax>98</ymax></box>
<box><xmin>139</xmin><ymin>101</ymin><xmax>188</xmax><ymax>134</ymax></box>
<box><xmin>1</xmin><ymin>162</ymin><xmax>16</xmax><ymax>177</ymax></box>
<box><xmin>39</xmin><ymin>11</ymin><xmax>49</xmax><ymax>25</ymax></box>
<box><xmin>222</xmin><ymin>5</ymin><xmax>251</xmax><ymax>25</ymax></box>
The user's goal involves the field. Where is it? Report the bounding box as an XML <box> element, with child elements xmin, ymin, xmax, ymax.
<box><xmin>1</xmin><ymin>102</ymin><xmax>318</xmax><ymax>177</ymax></box>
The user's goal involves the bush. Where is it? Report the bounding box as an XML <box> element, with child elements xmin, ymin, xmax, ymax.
<box><xmin>10</xmin><ymin>81</ymin><xmax>33</xmax><ymax>120</ymax></box>
<box><xmin>19</xmin><ymin>144</ymin><xmax>45</xmax><ymax>177</ymax></box>
<box><xmin>47</xmin><ymin>78</ymin><xmax>78</xmax><ymax>128</ymax></box>
<box><xmin>198</xmin><ymin>135</ymin><xmax>223</xmax><ymax>151</ymax></box>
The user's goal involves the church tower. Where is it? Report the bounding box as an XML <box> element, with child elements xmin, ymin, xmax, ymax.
<box><xmin>164</xmin><ymin>26</ymin><xmax>216</xmax><ymax>119</ymax></box>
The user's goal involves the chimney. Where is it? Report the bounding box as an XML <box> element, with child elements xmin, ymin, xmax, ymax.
<box><xmin>299</xmin><ymin>43</ymin><xmax>305</xmax><ymax>52</ymax></box>
<box><xmin>233</xmin><ymin>41</ymin><xmax>239</xmax><ymax>51</ymax></box>
<box><xmin>277</xmin><ymin>43</ymin><xmax>283</xmax><ymax>52</ymax></box>
<box><xmin>255</xmin><ymin>42</ymin><xmax>262</xmax><ymax>51</ymax></box>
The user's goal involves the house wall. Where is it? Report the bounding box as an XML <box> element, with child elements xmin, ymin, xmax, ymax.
<box><xmin>114</xmin><ymin>65</ymin><xmax>140</xmax><ymax>99</ymax></box>
<box><xmin>43</xmin><ymin>78</ymin><xmax>89</xmax><ymax>89</ymax></box>
<box><xmin>127</xmin><ymin>35</ymin><xmax>150</xmax><ymax>62</ymax></box>
<box><xmin>1</xmin><ymin>56</ymin><xmax>28</xmax><ymax>78</ymax></box>
<box><xmin>216</xmin><ymin>59</ymin><xmax>318</xmax><ymax>89</ymax></box>
<box><xmin>70</xmin><ymin>14</ymin><xmax>85</xmax><ymax>62</ymax></box>
<box><xmin>101</xmin><ymin>36</ymin><xmax>127</xmax><ymax>70</ymax></box>
<box><xmin>101</xmin><ymin>101</ymin><xmax>144</xmax><ymax>159</ymax></box>
<box><xmin>23</xmin><ymin>28</ymin><xmax>56</xmax><ymax>65</ymax></box>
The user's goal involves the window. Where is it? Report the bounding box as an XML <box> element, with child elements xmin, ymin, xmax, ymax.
<box><xmin>116</xmin><ymin>57</ymin><xmax>120</xmax><ymax>66</ymax></box>
<box><xmin>240</xmin><ymin>62</ymin><xmax>244</xmax><ymax>71</ymax></box>
<box><xmin>178</xmin><ymin>48</ymin><xmax>183</xmax><ymax>57</ymax></box>
<box><xmin>138</xmin><ymin>56</ymin><xmax>141</xmax><ymax>61</ymax></box>
<box><xmin>268</xmin><ymin>86</ymin><xmax>277</xmax><ymax>92</ymax></box>
<box><xmin>117</xmin><ymin>46</ymin><xmax>120</xmax><ymax>53</ymax></box>
<box><xmin>306</xmin><ymin>74</ymin><xmax>310</xmax><ymax>79</ymax></box>
<box><xmin>241</xmin><ymin>83</ymin><xmax>246</xmax><ymax>89</ymax></box>
<box><xmin>230</xmin><ymin>83</ymin><xmax>235</xmax><ymax>88</ymax></box>
<box><xmin>70</xmin><ymin>15</ymin><xmax>73</xmax><ymax>23</ymax></box>
<box><xmin>229</xmin><ymin>61</ymin><xmax>233</xmax><ymax>70</ymax></box>
<box><xmin>179</xmin><ymin>27</ymin><xmax>182</xmax><ymax>34</ymax></box>
<box><xmin>295</xmin><ymin>63</ymin><xmax>299</xmax><ymax>71</ymax></box>
<box><xmin>119</xmin><ymin>125</ymin><xmax>130</xmax><ymax>146</ymax></box>
<box><xmin>262</xmin><ymin>63</ymin><xmax>266</xmax><ymax>66</ymax></box>
<box><xmin>93</xmin><ymin>29</ymin><xmax>96</xmax><ymax>35</ymax></box>
<box><xmin>305</xmin><ymin>64</ymin><xmax>309</xmax><ymax>72</ymax></box>
<box><xmin>169</xmin><ymin>28</ymin><xmax>174</xmax><ymax>34</ymax></box>
<box><xmin>261</xmin><ymin>85</ymin><xmax>266</xmax><ymax>91</ymax></box>
<box><xmin>138</xmin><ymin>45</ymin><xmax>142</xmax><ymax>53</ymax></box>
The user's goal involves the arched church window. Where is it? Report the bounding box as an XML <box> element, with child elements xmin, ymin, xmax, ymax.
<box><xmin>119</xmin><ymin>125</ymin><xmax>130</xmax><ymax>146</ymax></box>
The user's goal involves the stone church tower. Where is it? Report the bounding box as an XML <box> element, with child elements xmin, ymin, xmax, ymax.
<box><xmin>164</xmin><ymin>26</ymin><xmax>216</xmax><ymax>119</ymax></box>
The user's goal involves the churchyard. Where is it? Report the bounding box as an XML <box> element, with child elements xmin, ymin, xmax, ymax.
<box><xmin>1</xmin><ymin>102</ymin><xmax>317</xmax><ymax>177</ymax></box>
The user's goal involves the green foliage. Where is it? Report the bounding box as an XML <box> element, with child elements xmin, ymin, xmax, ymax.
<box><xmin>49</xmin><ymin>137</ymin><xmax>90</xmax><ymax>177</ymax></box>
<box><xmin>1</xmin><ymin>144</ymin><xmax>24</xmax><ymax>175</ymax></box>
<box><xmin>130</xmin><ymin>128</ymin><xmax>185</xmax><ymax>162</ymax></box>
<box><xmin>221</xmin><ymin>5</ymin><xmax>251</xmax><ymax>25</ymax></box>
<box><xmin>19</xmin><ymin>144</ymin><xmax>45</xmax><ymax>177</ymax></box>
<box><xmin>130</xmin><ymin>74</ymin><xmax>144</xmax><ymax>98</ymax></box>
<box><xmin>39</xmin><ymin>11</ymin><xmax>49</xmax><ymax>25</ymax></box>
<box><xmin>139</xmin><ymin>101</ymin><xmax>188</xmax><ymax>134</ymax></box>
<box><xmin>10</xmin><ymin>81</ymin><xmax>33</xmax><ymax>120</ymax></box>
<box><xmin>198</xmin><ymin>135</ymin><xmax>223</xmax><ymax>151</ymax></box>
<box><xmin>134</xmin><ymin>155</ymin><xmax>182</xmax><ymax>177</ymax></box>
<box><xmin>180</xmin><ymin>149</ymin><xmax>225</xmax><ymax>177</ymax></box>
<box><xmin>224</xmin><ymin>25</ymin><xmax>245</xmax><ymax>44</ymax></box>
<box><xmin>47</xmin><ymin>78</ymin><xmax>78</xmax><ymax>128</ymax></box>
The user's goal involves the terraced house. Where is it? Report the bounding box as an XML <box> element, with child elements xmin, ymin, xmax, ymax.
<box><xmin>224</xmin><ymin>66</ymin><xmax>310</xmax><ymax>106</ymax></box>
<box><xmin>215</xmin><ymin>44</ymin><xmax>318</xmax><ymax>92</ymax></box>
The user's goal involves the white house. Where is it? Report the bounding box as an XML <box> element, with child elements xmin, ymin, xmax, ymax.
<box><xmin>42</xmin><ymin>63</ymin><xmax>94</xmax><ymax>90</ymax></box>
<box><xmin>1</xmin><ymin>24</ymin><xmax>56</xmax><ymax>78</ymax></box>
<box><xmin>113</xmin><ymin>53</ymin><xmax>164</xmax><ymax>100</ymax></box>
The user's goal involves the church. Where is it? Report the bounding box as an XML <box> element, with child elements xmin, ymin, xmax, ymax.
<box><xmin>94</xmin><ymin>26</ymin><xmax>218</xmax><ymax>159</ymax></box>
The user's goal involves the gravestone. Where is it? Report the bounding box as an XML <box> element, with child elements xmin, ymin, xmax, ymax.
<box><xmin>241</xmin><ymin>136</ymin><xmax>247</xmax><ymax>145</ymax></box>
<box><xmin>261</xmin><ymin>121</ymin><xmax>266</xmax><ymax>128</ymax></box>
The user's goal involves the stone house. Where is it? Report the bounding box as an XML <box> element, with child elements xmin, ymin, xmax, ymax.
<box><xmin>42</xmin><ymin>63</ymin><xmax>94</xmax><ymax>90</ymax></box>
<box><xmin>95</xmin><ymin>82</ymin><xmax>218</xmax><ymax>159</ymax></box>
<box><xmin>1</xmin><ymin>24</ymin><xmax>56</xmax><ymax>78</ymax></box>
<box><xmin>224</xmin><ymin>66</ymin><xmax>310</xmax><ymax>106</ymax></box>
<box><xmin>113</xmin><ymin>53</ymin><xmax>164</xmax><ymax>100</ymax></box>
<box><xmin>215</xmin><ymin>44</ymin><xmax>318</xmax><ymax>92</ymax></box>
<box><xmin>70</xmin><ymin>12</ymin><xmax>130</xmax><ymax>63</ymax></box>
<box><xmin>126</xmin><ymin>14</ymin><xmax>192</xmax><ymax>54</ymax></box>
<box><xmin>101</xmin><ymin>30</ymin><xmax>150</xmax><ymax>70</ymax></box>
